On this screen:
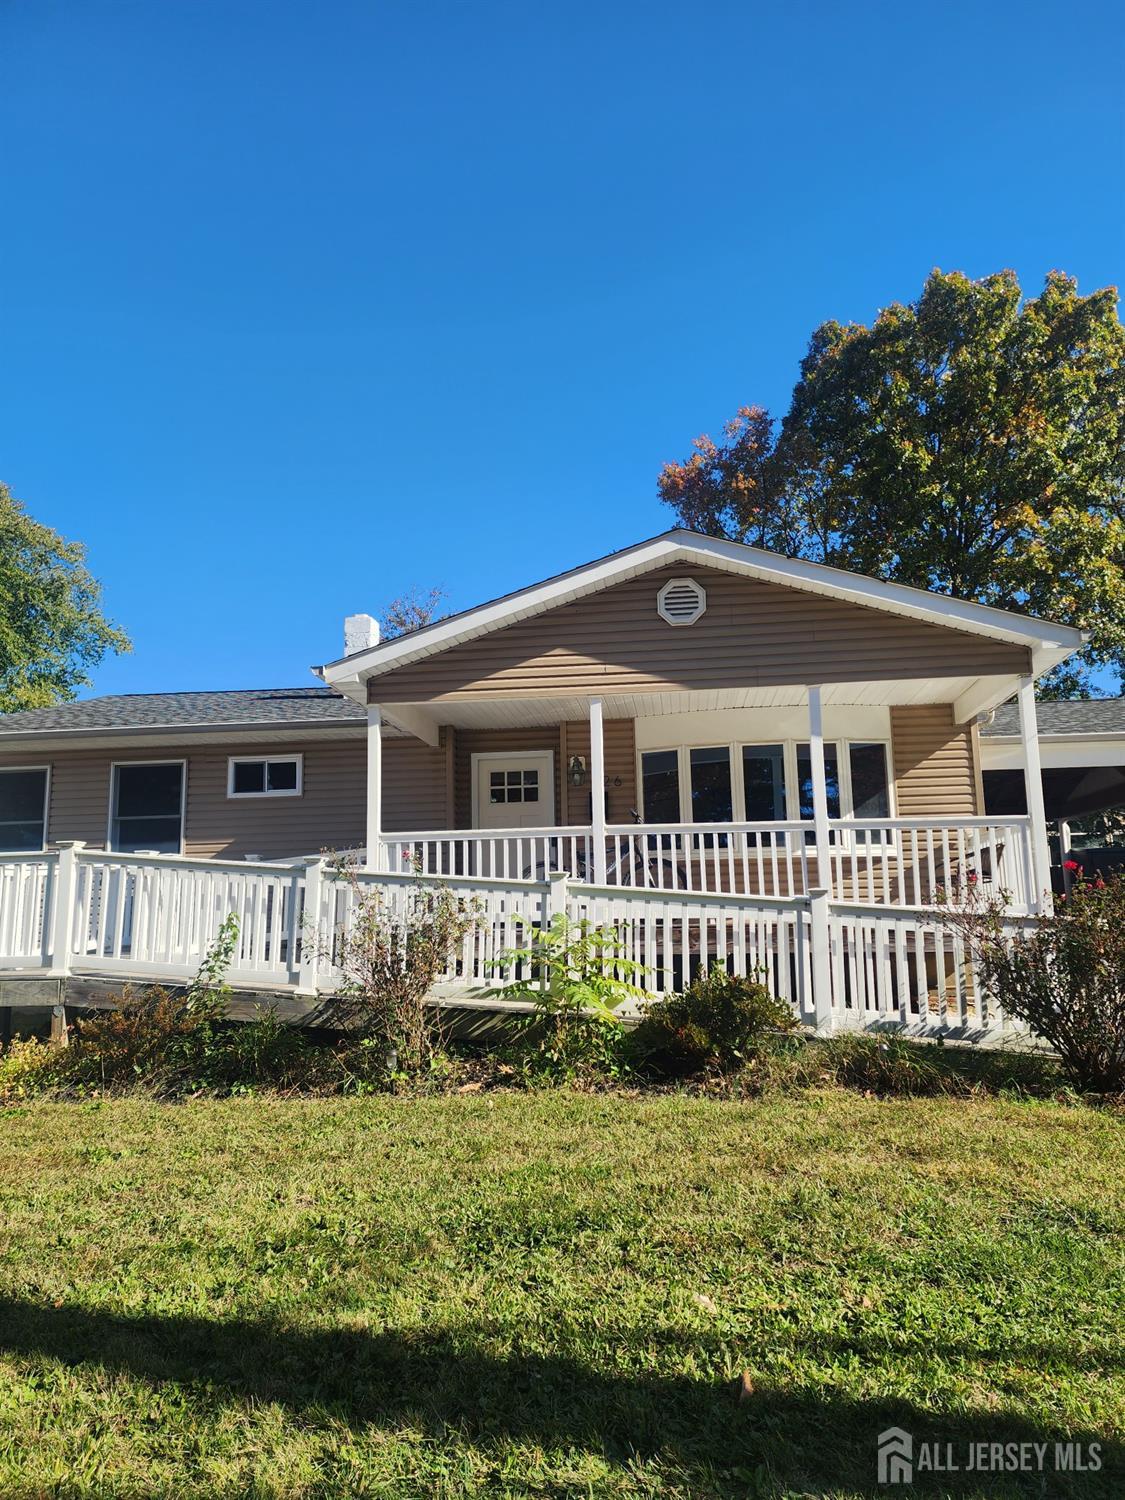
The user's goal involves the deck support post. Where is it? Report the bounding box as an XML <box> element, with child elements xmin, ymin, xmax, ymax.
<box><xmin>366</xmin><ymin>705</ymin><xmax>383</xmax><ymax>870</ymax></box>
<box><xmin>589</xmin><ymin>697</ymin><xmax>607</xmax><ymax>885</ymax></box>
<box><xmin>808</xmin><ymin>886</ymin><xmax>834</xmax><ymax>1033</ymax></box>
<box><xmin>49</xmin><ymin>840</ymin><xmax>85</xmax><ymax>977</ymax></box>
<box><xmin>1016</xmin><ymin>676</ymin><xmax>1052</xmax><ymax>914</ymax></box>
<box><xmin>806</xmin><ymin>687</ymin><xmax>833</xmax><ymax>898</ymax></box>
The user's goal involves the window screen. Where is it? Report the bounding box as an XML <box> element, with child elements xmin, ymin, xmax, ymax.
<box><xmin>0</xmin><ymin>769</ymin><xmax>48</xmax><ymax>851</ymax></box>
<box><xmin>111</xmin><ymin>764</ymin><xmax>184</xmax><ymax>853</ymax></box>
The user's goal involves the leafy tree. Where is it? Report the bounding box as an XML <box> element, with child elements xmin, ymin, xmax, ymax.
<box><xmin>380</xmin><ymin>585</ymin><xmax>448</xmax><ymax>640</ymax></box>
<box><xmin>658</xmin><ymin>270</ymin><xmax>1125</xmax><ymax>693</ymax></box>
<box><xmin>0</xmin><ymin>482</ymin><xmax>129</xmax><ymax>711</ymax></box>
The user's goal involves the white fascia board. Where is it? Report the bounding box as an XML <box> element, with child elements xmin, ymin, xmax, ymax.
<box><xmin>318</xmin><ymin>529</ymin><xmax>1086</xmax><ymax>695</ymax></box>
<box><xmin>981</xmin><ymin>735</ymin><xmax>1125</xmax><ymax>770</ymax></box>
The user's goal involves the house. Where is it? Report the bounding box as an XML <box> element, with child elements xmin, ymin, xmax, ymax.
<box><xmin>0</xmin><ymin>530</ymin><xmax>1090</xmax><ymax>1038</ymax></box>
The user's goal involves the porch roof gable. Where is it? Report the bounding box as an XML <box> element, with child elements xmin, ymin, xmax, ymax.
<box><xmin>316</xmin><ymin>529</ymin><xmax>1084</xmax><ymax>699</ymax></box>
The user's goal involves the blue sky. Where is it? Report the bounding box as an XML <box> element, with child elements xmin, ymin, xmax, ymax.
<box><xmin>2</xmin><ymin>0</ymin><xmax>1123</xmax><ymax>696</ymax></box>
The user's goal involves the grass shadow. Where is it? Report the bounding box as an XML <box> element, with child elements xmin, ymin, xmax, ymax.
<box><xmin>0</xmin><ymin>1296</ymin><xmax>1120</xmax><ymax>1496</ymax></box>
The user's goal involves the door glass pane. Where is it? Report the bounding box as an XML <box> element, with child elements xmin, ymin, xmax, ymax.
<box><xmin>0</xmin><ymin>768</ymin><xmax>47</xmax><ymax>851</ymax></box>
<box><xmin>641</xmin><ymin>750</ymin><xmax>680</xmax><ymax>823</ymax></box>
<box><xmin>233</xmin><ymin>761</ymin><xmax>266</xmax><ymax>794</ymax></box>
<box><xmin>796</xmin><ymin>743</ymin><xmax>841</xmax><ymax>820</ymax></box>
<box><xmin>267</xmin><ymin>759</ymin><xmax>298</xmax><ymax>792</ymax></box>
<box><xmin>689</xmin><ymin>746</ymin><xmax>732</xmax><ymax>823</ymax></box>
<box><xmin>112</xmin><ymin>764</ymin><xmax>183</xmax><ymax>853</ymax></box>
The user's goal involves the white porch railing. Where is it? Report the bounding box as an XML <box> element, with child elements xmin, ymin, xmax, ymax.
<box><xmin>0</xmin><ymin>843</ymin><xmax>1027</xmax><ymax>1042</ymax></box>
<box><xmin>378</xmin><ymin>815</ymin><xmax>1036</xmax><ymax>912</ymax></box>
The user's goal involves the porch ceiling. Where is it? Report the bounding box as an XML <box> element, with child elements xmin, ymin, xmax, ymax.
<box><xmin>386</xmin><ymin>677</ymin><xmax>993</xmax><ymax>733</ymax></box>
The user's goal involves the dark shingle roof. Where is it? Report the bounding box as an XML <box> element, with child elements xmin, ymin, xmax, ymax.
<box><xmin>0</xmin><ymin>688</ymin><xmax>365</xmax><ymax>737</ymax></box>
<box><xmin>982</xmin><ymin>698</ymin><xmax>1125</xmax><ymax>737</ymax></box>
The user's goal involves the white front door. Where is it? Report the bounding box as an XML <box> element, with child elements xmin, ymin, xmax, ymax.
<box><xmin>473</xmin><ymin>752</ymin><xmax>554</xmax><ymax>829</ymax></box>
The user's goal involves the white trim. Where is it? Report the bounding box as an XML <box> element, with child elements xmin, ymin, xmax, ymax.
<box><xmin>318</xmin><ymin>530</ymin><xmax>1084</xmax><ymax>694</ymax></box>
<box><xmin>226</xmin><ymin>753</ymin><xmax>304</xmax><ymax>799</ymax></box>
<box><xmin>0</xmin><ymin>764</ymin><xmax>51</xmax><ymax>853</ymax></box>
<box><xmin>107</xmin><ymin>759</ymin><xmax>187</xmax><ymax>855</ymax></box>
<box><xmin>982</xmin><ymin>735</ymin><xmax>1125</xmax><ymax>771</ymax></box>
<box><xmin>366</xmin><ymin>706</ymin><xmax>382</xmax><ymax>869</ymax></box>
<box><xmin>1017</xmin><ymin>677</ymin><xmax>1053</xmax><ymax>915</ymax></box>
<box><xmin>470</xmin><ymin>750</ymin><xmax>556</xmax><ymax>828</ymax></box>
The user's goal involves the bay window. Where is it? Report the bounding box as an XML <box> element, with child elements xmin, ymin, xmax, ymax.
<box><xmin>639</xmin><ymin>737</ymin><xmax>892</xmax><ymax>832</ymax></box>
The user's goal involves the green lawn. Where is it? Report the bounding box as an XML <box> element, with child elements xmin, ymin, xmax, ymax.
<box><xmin>0</xmin><ymin>1091</ymin><xmax>1121</xmax><ymax>1498</ymax></box>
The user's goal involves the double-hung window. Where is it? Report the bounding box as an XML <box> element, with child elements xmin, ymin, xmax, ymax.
<box><xmin>0</xmin><ymin>768</ymin><xmax>49</xmax><ymax>852</ymax></box>
<box><xmin>110</xmin><ymin>763</ymin><xmax>185</xmax><ymax>854</ymax></box>
<box><xmin>228</xmin><ymin>756</ymin><xmax>302</xmax><ymax>798</ymax></box>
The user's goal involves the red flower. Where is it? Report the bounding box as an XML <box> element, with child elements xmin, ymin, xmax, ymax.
<box><xmin>1063</xmin><ymin>860</ymin><xmax>1082</xmax><ymax>873</ymax></box>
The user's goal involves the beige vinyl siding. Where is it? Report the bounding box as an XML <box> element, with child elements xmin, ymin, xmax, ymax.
<box><xmin>382</xmin><ymin>736</ymin><xmax>450</xmax><ymax>832</ymax></box>
<box><xmin>450</xmin><ymin>721</ymin><xmax>637</xmax><ymax>829</ymax></box>
<box><xmin>0</xmin><ymin>750</ymin><xmax>115</xmax><ymax>849</ymax></box>
<box><xmin>559</xmin><ymin>719</ymin><xmax>637</xmax><ymax>826</ymax></box>
<box><xmin>453</xmin><ymin>727</ymin><xmax>563</xmax><ymax>828</ymax></box>
<box><xmin>184</xmin><ymin>741</ymin><xmax>366</xmax><ymax>858</ymax></box>
<box><xmin>890</xmin><ymin>705</ymin><xmax>980</xmax><ymax>817</ymax></box>
<box><xmin>370</xmin><ymin>564</ymin><xmax>1031</xmax><ymax>703</ymax></box>
<box><xmin>0</xmin><ymin>738</ymin><xmax>368</xmax><ymax>860</ymax></box>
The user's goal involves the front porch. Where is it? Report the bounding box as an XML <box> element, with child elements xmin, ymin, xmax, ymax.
<box><xmin>366</xmin><ymin>678</ymin><xmax>1054</xmax><ymax>918</ymax></box>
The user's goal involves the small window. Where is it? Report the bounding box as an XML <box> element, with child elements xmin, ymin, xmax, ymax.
<box><xmin>111</xmin><ymin>763</ymin><xmax>184</xmax><ymax>853</ymax></box>
<box><xmin>0</xmin><ymin>768</ymin><xmax>49</xmax><ymax>852</ymax></box>
<box><xmin>489</xmin><ymin>768</ymin><xmax>539</xmax><ymax>805</ymax></box>
<box><xmin>228</xmin><ymin>756</ymin><xmax>303</xmax><ymax>798</ymax></box>
<box><xmin>641</xmin><ymin>750</ymin><xmax>681</xmax><ymax>823</ymax></box>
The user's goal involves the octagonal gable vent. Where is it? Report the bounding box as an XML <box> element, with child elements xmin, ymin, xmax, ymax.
<box><xmin>657</xmin><ymin>576</ymin><xmax>707</xmax><ymax>626</ymax></box>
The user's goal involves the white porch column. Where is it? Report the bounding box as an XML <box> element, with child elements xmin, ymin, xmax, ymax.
<box><xmin>589</xmin><ymin>696</ymin><xmax>607</xmax><ymax>884</ymax></box>
<box><xmin>1017</xmin><ymin>675</ymin><xmax>1053</xmax><ymax>913</ymax></box>
<box><xmin>366</xmin><ymin>704</ymin><xmax>383</xmax><ymax>869</ymax></box>
<box><xmin>807</xmin><ymin>686</ymin><xmax>833</xmax><ymax>897</ymax></box>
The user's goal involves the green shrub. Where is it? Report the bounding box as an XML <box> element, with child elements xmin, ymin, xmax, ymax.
<box><xmin>629</xmin><ymin>966</ymin><xmax>796</xmax><ymax>1077</ymax></box>
<box><xmin>490</xmin><ymin>914</ymin><xmax>648</xmax><ymax>1083</ymax></box>
<box><xmin>943</xmin><ymin>870</ymin><xmax>1125</xmax><ymax>1095</ymax></box>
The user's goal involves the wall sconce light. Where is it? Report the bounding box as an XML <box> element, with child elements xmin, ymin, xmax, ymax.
<box><xmin>568</xmin><ymin>755</ymin><xmax>587</xmax><ymax>788</ymax></box>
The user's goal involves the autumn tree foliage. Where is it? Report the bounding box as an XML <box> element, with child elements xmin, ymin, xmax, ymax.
<box><xmin>658</xmin><ymin>270</ymin><xmax>1125</xmax><ymax>694</ymax></box>
<box><xmin>379</xmin><ymin>586</ymin><xmax>448</xmax><ymax>640</ymax></box>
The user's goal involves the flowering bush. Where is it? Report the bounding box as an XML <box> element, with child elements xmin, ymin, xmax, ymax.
<box><xmin>944</xmin><ymin>870</ymin><xmax>1125</xmax><ymax>1095</ymax></box>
